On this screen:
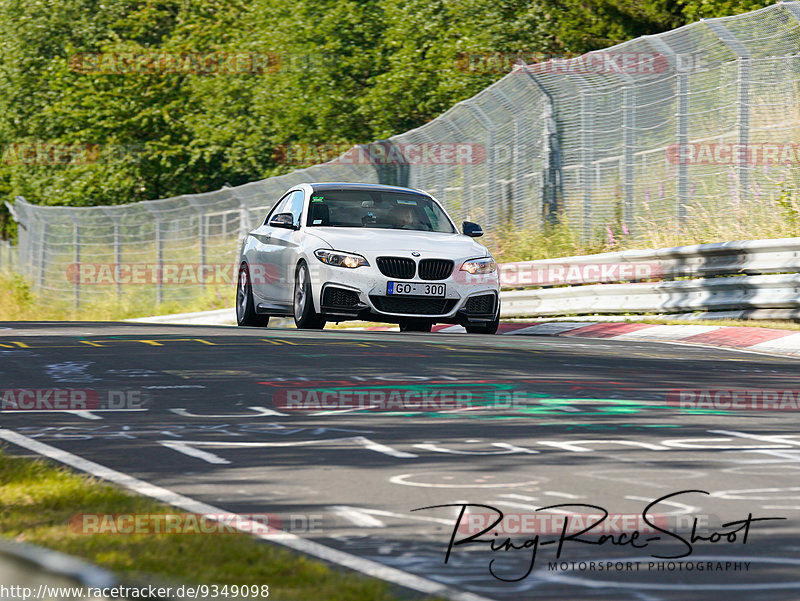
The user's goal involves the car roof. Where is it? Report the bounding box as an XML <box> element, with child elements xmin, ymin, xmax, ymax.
<box><xmin>307</xmin><ymin>182</ymin><xmax>429</xmax><ymax>195</ymax></box>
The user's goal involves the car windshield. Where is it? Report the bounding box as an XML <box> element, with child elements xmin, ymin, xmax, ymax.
<box><xmin>305</xmin><ymin>190</ymin><xmax>456</xmax><ymax>233</ymax></box>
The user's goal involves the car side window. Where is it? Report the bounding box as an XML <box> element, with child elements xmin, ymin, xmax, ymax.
<box><xmin>285</xmin><ymin>190</ymin><xmax>305</xmax><ymax>227</ymax></box>
<box><xmin>264</xmin><ymin>192</ymin><xmax>294</xmax><ymax>225</ymax></box>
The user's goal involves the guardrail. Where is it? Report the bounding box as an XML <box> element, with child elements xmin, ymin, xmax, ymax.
<box><xmin>498</xmin><ymin>237</ymin><xmax>800</xmax><ymax>317</ymax></box>
<box><xmin>0</xmin><ymin>537</ymin><xmax>116</xmax><ymax>590</ymax></box>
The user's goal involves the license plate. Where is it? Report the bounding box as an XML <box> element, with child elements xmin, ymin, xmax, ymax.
<box><xmin>387</xmin><ymin>282</ymin><xmax>446</xmax><ymax>296</ymax></box>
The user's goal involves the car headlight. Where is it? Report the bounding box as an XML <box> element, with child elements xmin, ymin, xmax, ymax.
<box><xmin>460</xmin><ymin>257</ymin><xmax>496</xmax><ymax>274</ymax></box>
<box><xmin>314</xmin><ymin>249</ymin><xmax>370</xmax><ymax>269</ymax></box>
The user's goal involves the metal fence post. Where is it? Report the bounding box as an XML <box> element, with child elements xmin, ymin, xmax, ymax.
<box><xmin>621</xmin><ymin>80</ymin><xmax>636</xmax><ymax>233</ymax></box>
<box><xmin>36</xmin><ymin>216</ymin><xmax>47</xmax><ymax>290</ymax></box>
<box><xmin>644</xmin><ymin>36</ymin><xmax>691</xmax><ymax>225</ymax></box>
<box><xmin>238</xmin><ymin>197</ymin><xmax>251</xmax><ymax>242</ymax></box>
<box><xmin>72</xmin><ymin>219</ymin><xmax>80</xmax><ymax>309</ymax></box>
<box><xmin>113</xmin><ymin>222</ymin><xmax>121</xmax><ymax>300</ymax></box>
<box><xmin>143</xmin><ymin>206</ymin><xmax>163</xmax><ymax>305</ymax></box>
<box><xmin>704</xmin><ymin>19</ymin><xmax>751</xmax><ymax>204</ymax></box>
<box><xmin>520</xmin><ymin>66</ymin><xmax>561</xmax><ymax>225</ymax></box>
<box><xmin>558</xmin><ymin>74</ymin><xmax>593</xmax><ymax>241</ymax></box>
<box><xmin>464</xmin><ymin>102</ymin><xmax>498</xmax><ymax>228</ymax></box>
<box><xmin>581</xmin><ymin>90</ymin><xmax>593</xmax><ymax>240</ymax></box>
<box><xmin>677</xmin><ymin>71</ymin><xmax>690</xmax><ymax>224</ymax></box>
<box><xmin>441</xmin><ymin>118</ymin><xmax>472</xmax><ymax>223</ymax></box>
<box><xmin>487</xmin><ymin>87</ymin><xmax>529</xmax><ymax>227</ymax></box>
<box><xmin>187</xmin><ymin>199</ymin><xmax>207</xmax><ymax>289</ymax></box>
<box><xmin>6</xmin><ymin>198</ymin><xmax>26</xmax><ymax>275</ymax></box>
<box><xmin>101</xmin><ymin>208</ymin><xmax>122</xmax><ymax>302</ymax></box>
<box><xmin>155</xmin><ymin>219</ymin><xmax>163</xmax><ymax>304</ymax></box>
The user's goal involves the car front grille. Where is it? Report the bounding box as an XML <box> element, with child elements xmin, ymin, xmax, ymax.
<box><xmin>371</xmin><ymin>296</ymin><xmax>457</xmax><ymax>315</ymax></box>
<box><xmin>418</xmin><ymin>259</ymin><xmax>454</xmax><ymax>280</ymax></box>
<box><xmin>322</xmin><ymin>286</ymin><xmax>361</xmax><ymax>309</ymax></box>
<box><xmin>465</xmin><ymin>293</ymin><xmax>496</xmax><ymax>314</ymax></box>
<box><xmin>377</xmin><ymin>257</ymin><xmax>416</xmax><ymax>279</ymax></box>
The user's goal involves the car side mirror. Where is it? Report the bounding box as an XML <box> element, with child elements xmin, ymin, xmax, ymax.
<box><xmin>269</xmin><ymin>212</ymin><xmax>298</xmax><ymax>230</ymax></box>
<box><xmin>462</xmin><ymin>221</ymin><xmax>483</xmax><ymax>237</ymax></box>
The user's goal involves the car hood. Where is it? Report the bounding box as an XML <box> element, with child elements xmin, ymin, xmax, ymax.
<box><xmin>306</xmin><ymin>227</ymin><xmax>490</xmax><ymax>258</ymax></box>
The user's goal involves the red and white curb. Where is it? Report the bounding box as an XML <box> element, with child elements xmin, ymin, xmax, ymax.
<box><xmin>433</xmin><ymin>322</ymin><xmax>800</xmax><ymax>357</ymax></box>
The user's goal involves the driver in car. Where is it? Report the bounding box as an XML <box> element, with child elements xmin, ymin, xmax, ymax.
<box><xmin>389</xmin><ymin>205</ymin><xmax>415</xmax><ymax>229</ymax></box>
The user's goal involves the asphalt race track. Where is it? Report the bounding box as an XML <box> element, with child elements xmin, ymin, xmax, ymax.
<box><xmin>2</xmin><ymin>321</ymin><xmax>800</xmax><ymax>601</ymax></box>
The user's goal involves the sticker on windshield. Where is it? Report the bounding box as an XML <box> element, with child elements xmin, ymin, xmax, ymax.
<box><xmin>311</xmin><ymin>196</ymin><xmax>324</xmax><ymax>202</ymax></box>
<box><xmin>312</xmin><ymin>219</ymin><xmax>322</xmax><ymax>224</ymax></box>
<box><xmin>396</xmin><ymin>199</ymin><xmax>417</xmax><ymax>205</ymax></box>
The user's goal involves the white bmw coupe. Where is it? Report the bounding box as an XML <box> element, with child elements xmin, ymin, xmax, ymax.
<box><xmin>236</xmin><ymin>182</ymin><xmax>500</xmax><ymax>333</ymax></box>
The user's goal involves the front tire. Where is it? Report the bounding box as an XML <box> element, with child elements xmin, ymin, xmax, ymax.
<box><xmin>237</xmin><ymin>264</ymin><xmax>270</xmax><ymax>327</ymax></box>
<box><xmin>293</xmin><ymin>262</ymin><xmax>325</xmax><ymax>330</ymax></box>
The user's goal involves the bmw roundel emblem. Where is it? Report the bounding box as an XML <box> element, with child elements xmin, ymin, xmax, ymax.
<box><xmin>411</xmin><ymin>251</ymin><xmax>421</xmax><ymax>257</ymax></box>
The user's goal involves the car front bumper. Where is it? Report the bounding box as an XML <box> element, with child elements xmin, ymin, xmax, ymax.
<box><xmin>307</xmin><ymin>260</ymin><xmax>500</xmax><ymax>324</ymax></box>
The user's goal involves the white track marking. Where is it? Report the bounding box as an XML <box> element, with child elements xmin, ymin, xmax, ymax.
<box><xmin>726</xmin><ymin>449</ymin><xmax>800</xmax><ymax>463</ymax></box>
<box><xmin>169</xmin><ymin>406</ymin><xmax>286</xmax><ymax>418</ymax></box>
<box><xmin>709</xmin><ymin>486</ymin><xmax>800</xmax><ymax>501</ymax></box>
<box><xmin>489</xmin><ymin>500</ymin><xmax>542</xmax><ymax>511</ymax></box>
<box><xmin>0</xmin><ymin>428</ymin><xmax>495</xmax><ymax>601</ymax></box>
<box><xmin>309</xmin><ymin>407</ymin><xmax>365</xmax><ymax>416</ymax></box>
<box><xmin>358</xmin><ymin>507</ymin><xmax>456</xmax><ymax>525</ymax></box>
<box><xmin>44</xmin><ymin>361</ymin><xmax>99</xmax><ymax>383</ymax></box>
<box><xmin>413</xmin><ymin>442</ymin><xmax>537</xmax><ymax>455</ymax></box>
<box><xmin>748</xmin><ymin>332</ymin><xmax>800</xmax><ymax>354</ymax></box>
<box><xmin>159</xmin><ymin>441</ymin><xmax>231</xmax><ymax>464</ymax></box>
<box><xmin>329</xmin><ymin>506</ymin><xmax>386</xmax><ymax>528</ymax></box>
<box><xmin>158</xmin><ymin>436</ymin><xmax>417</xmax><ymax>464</ymax></box>
<box><xmin>391</xmin><ymin>473</ymin><xmax>540</xmax><ymax>489</ymax></box>
<box><xmin>537</xmin><ymin>439</ymin><xmax>668</xmax><ymax>453</ymax></box>
<box><xmin>499</xmin><ymin>493</ymin><xmax>539</xmax><ymax>501</ymax></box>
<box><xmin>710</xmin><ymin>430</ymin><xmax>800</xmax><ymax>448</ymax></box>
<box><xmin>543</xmin><ymin>491</ymin><xmax>583</xmax><ymax>499</ymax></box>
<box><xmin>611</xmin><ymin>325</ymin><xmax>720</xmax><ymax>340</ymax></box>
<box><xmin>508</xmin><ymin>322</ymin><xmax>595</xmax><ymax>336</ymax></box>
<box><xmin>70</xmin><ymin>411</ymin><xmax>102</xmax><ymax>420</ymax></box>
<box><xmin>331</xmin><ymin>506</ymin><xmax>456</xmax><ymax>527</ymax></box>
<box><xmin>354</xmin><ymin>436</ymin><xmax>418</xmax><ymax>458</ymax></box>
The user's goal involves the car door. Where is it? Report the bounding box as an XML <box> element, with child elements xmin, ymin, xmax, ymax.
<box><xmin>248</xmin><ymin>191</ymin><xmax>294</xmax><ymax>307</ymax></box>
<box><xmin>268</xmin><ymin>189</ymin><xmax>306</xmax><ymax>305</ymax></box>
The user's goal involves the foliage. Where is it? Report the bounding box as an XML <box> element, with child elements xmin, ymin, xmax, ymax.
<box><xmin>0</xmin><ymin>0</ymin><xmax>776</xmax><ymax>237</ymax></box>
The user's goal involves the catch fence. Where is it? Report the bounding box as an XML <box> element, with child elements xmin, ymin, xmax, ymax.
<box><xmin>7</xmin><ymin>2</ymin><xmax>800</xmax><ymax>307</ymax></box>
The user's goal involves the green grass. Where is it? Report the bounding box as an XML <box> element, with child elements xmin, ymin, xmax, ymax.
<box><xmin>0</xmin><ymin>272</ymin><xmax>232</xmax><ymax>321</ymax></box>
<box><xmin>485</xmin><ymin>178</ymin><xmax>800</xmax><ymax>264</ymax></box>
<box><xmin>0</xmin><ymin>448</ymin><xmax>442</xmax><ymax>600</ymax></box>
